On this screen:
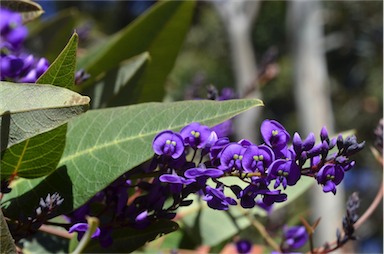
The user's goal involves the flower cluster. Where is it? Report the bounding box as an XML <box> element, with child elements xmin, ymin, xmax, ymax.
<box><xmin>7</xmin><ymin>192</ymin><xmax>64</xmax><ymax>242</ymax></box>
<box><xmin>65</xmin><ymin>119</ymin><xmax>364</xmax><ymax>249</ymax></box>
<box><xmin>0</xmin><ymin>8</ymin><xmax>49</xmax><ymax>82</ymax></box>
<box><xmin>150</xmin><ymin>119</ymin><xmax>364</xmax><ymax>213</ymax></box>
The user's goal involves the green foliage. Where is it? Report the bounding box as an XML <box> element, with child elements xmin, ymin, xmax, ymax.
<box><xmin>1</xmin><ymin>99</ymin><xmax>263</xmax><ymax>217</ymax></box>
<box><xmin>77</xmin><ymin>1</ymin><xmax>195</xmax><ymax>103</ymax></box>
<box><xmin>25</xmin><ymin>8</ymin><xmax>79</xmax><ymax>62</ymax></box>
<box><xmin>88</xmin><ymin>52</ymin><xmax>150</xmax><ymax>108</ymax></box>
<box><xmin>0</xmin><ymin>82</ymin><xmax>89</xmax><ymax>150</ymax></box>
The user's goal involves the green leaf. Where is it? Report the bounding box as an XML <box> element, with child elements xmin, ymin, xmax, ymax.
<box><xmin>82</xmin><ymin>220</ymin><xmax>179</xmax><ymax>253</ymax></box>
<box><xmin>0</xmin><ymin>82</ymin><xmax>90</xmax><ymax>150</ymax></box>
<box><xmin>0</xmin><ymin>30</ymin><xmax>83</xmax><ymax>180</ymax></box>
<box><xmin>77</xmin><ymin>0</ymin><xmax>195</xmax><ymax>103</ymax></box>
<box><xmin>36</xmin><ymin>33</ymin><xmax>78</xmax><ymax>89</ymax></box>
<box><xmin>1</xmin><ymin>124</ymin><xmax>67</xmax><ymax>179</ymax></box>
<box><xmin>25</xmin><ymin>8</ymin><xmax>78</xmax><ymax>62</ymax></box>
<box><xmin>0</xmin><ymin>0</ymin><xmax>44</xmax><ymax>23</ymax></box>
<box><xmin>1</xmin><ymin>99</ymin><xmax>263</xmax><ymax>217</ymax></box>
<box><xmin>0</xmin><ymin>209</ymin><xmax>17</xmax><ymax>254</ymax></box>
<box><xmin>86</xmin><ymin>52</ymin><xmax>150</xmax><ymax>108</ymax></box>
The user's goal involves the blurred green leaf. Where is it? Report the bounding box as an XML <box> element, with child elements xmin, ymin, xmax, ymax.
<box><xmin>0</xmin><ymin>0</ymin><xmax>44</xmax><ymax>23</ymax></box>
<box><xmin>0</xmin><ymin>82</ymin><xmax>89</xmax><ymax>150</ymax></box>
<box><xmin>0</xmin><ymin>209</ymin><xmax>17</xmax><ymax>254</ymax></box>
<box><xmin>78</xmin><ymin>1</ymin><xmax>195</xmax><ymax>102</ymax></box>
<box><xmin>86</xmin><ymin>52</ymin><xmax>150</xmax><ymax>108</ymax></box>
<box><xmin>82</xmin><ymin>220</ymin><xmax>179</xmax><ymax>253</ymax></box>
<box><xmin>25</xmin><ymin>8</ymin><xmax>78</xmax><ymax>62</ymax></box>
<box><xmin>1</xmin><ymin>99</ymin><xmax>263</xmax><ymax>217</ymax></box>
<box><xmin>36</xmin><ymin>33</ymin><xmax>78</xmax><ymax>89</ymax></box>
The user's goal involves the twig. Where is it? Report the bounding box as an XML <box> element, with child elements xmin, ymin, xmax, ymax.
<box><xmin>244</xmin><ymin>211</ymin><xmax>281</xmax><ymax>252</ymax></box>
<box><xmin>39</xmin><ymin>224</ymin><xmax>73</xmax><ymax>239</ymax></box>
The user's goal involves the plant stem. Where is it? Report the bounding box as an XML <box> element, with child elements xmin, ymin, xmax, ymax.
<box><xmin>244</xmin><ymin>212</ymin><xmax>281</xmax><ymax>252</ymax></box>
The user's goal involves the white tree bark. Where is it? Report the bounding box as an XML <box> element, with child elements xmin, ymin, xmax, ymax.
<box><xmin>287</xmin><ymin>0</ymin><xmax>344</xmax><ymax>249</ymax></box>
<box><xmin>213</xmin><ymin>0</ymin><xmax>261</xmax><ymax>142</ymax></box>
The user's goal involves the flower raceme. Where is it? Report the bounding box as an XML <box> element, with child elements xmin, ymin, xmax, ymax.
<box><xmin>149</xmin><ymin>119</ymin><xmax>364</xmax><ymax>212</ymax></box>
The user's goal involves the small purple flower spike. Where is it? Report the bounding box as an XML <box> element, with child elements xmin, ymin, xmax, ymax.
<box><xmin>152</xmin><ymin>130</ymin><xmax>185</xmax><ymax>159</ymax></box>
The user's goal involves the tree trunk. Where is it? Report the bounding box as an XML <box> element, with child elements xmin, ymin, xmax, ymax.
<box><xmin>287</xmin><ymin>0</ymin><xmax>344</xmax><ymax>249</ymax></box>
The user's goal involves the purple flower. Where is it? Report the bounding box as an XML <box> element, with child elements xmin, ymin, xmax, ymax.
<box><xmin>180</xmin><ymin>122</ymin><xmax>212</xmax><ymax>149</ymax></box>
<box><xmin>0</xmin><ymin>55</ymin><xmax>24</xmax><ymax>79</ymax></box>
<box><xmin>219</xmin><ymin>143</ymin><xmax>246</xmax><ymax>172</ymax></box>
<box><xmin>261</xmin><ymin>119</ymin><xmax>290</xmax><ymax>151</ymax></box>
<box><xmin>69</xmin><ymin>222</ymin><xmax>101</xmax><ymax>241</ymax></box>
<box><xmin>184</xmin><ymin>166</ymin><xmax>223</xmax><ymax>179</ymax></box>
<box><xmin>267</xmin><ymin>159</ymin><xmax>300</xmax><ymax>189</ymax></box>
<box><xmin>203</xmin><ymin>186</ymin><xmax>237</xmax><ymax>210</ymax></box>
<box><xmin>152</xmin><ymin>130</ymin><xmax>185</xmax><ymax>159</ymax></box>
<box><xmin>281</xmin><ymin>225</ymin><xmax>308</xmax><ymax>252</ymax></box>
<box><xmin>316</xmin><ymin>164</ymin><xmax>344</xmax><ymax>194</ymax></box>
<box><xmin>242</xmin><ymin>144</ymin><xmax>275</xmax><ymax>173</ymax></box>
<box><xmin>0</xmin><ymin>8</ymin><xmax>28</xmax><ymax>51</ymax></box>
<box><xmin>235</xmin><ymin>239</ymin><xmax>252</xmax><ymax>254</ymax></box>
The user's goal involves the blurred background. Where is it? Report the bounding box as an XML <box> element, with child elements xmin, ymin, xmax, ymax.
<box><xmin>32</xmin><ymin>1</ymin><xmax>383</xmax><ymax>253</ymax></box>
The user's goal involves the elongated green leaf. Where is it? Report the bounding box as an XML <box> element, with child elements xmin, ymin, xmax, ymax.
<box><xmin>1</xmin><ymin>99</ymin><xmax>263</xmax><ymax>218</ymax></box>
<box><xmin>0</xmin><ymin>209</ymin><xmax>17</xmax><ymax>254</ymax></box>
<box><xmin>87</xmin><ymin>52</ymin><xmax>150</xmax><ymax>108</ymax></box>
<box><xmin>36</xmin><ymin>33</ymin><xmax>78</xmax><ymax>89</ymax></box>
<box><xmin>1</xmin><ymin>0</ymin><xmax>44</xmax><ymax>23</ymax></box>
<box><xmin>0</xmin><ymin>82</ymin><xmax>90</xmax><ymax>150</ymax></box>
<box><xmin>77</xmin><ymin>0</ymin><xmax>195</xmax><ymax>103</ymax></box>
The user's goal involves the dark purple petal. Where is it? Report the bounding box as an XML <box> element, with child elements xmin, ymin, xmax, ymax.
<box><xmin>184</xmin><ymin>167</ymin><xmax>223</xmax><ymax>178</ymax></box>
<box><xmin>69</xmin><ymin>223</ymin><xmax>101</xmax><ymax>241</ymax></box>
